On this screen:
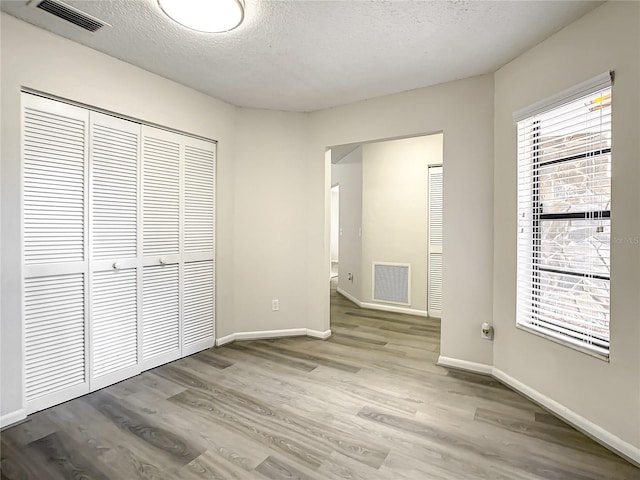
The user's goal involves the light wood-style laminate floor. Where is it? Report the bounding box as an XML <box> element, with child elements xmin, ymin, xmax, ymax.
<box><xmin>2</xmin><ymin>282</ymin><xmax>638</xmax><ymax>479</ymax></box>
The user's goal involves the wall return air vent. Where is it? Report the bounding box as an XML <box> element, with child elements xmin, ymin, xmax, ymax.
<box><xmin>373</xmin><ymin>262</ymin><xmax>411</xmax><ymax>305</ymax></box>
<box><xmin>35</xmin><ymin>0</ymin><xmax>110</xmax><ymax>32</ymax></box>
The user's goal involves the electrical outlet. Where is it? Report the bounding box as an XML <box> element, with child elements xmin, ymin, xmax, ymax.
<box><xmin>272</xmin><ymin>299</ymin><xmax>279</xmax><ymax>311</ymax></box>
<box><xmin>481</xmin><ymin>322</ymin><xmax>493</xmax><ymax>340</ymax></box>
<box><xmin>347</xmin><ymin>273</ymin><xmax>353</xmax><ymax>282</ymax></box>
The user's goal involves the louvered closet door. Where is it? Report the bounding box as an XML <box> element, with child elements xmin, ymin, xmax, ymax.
<box><xmin>428</xmin><ymin>165</ymin><xmax>443</xmax><ymax>318</ymax></box>
<box><xmin>89</xmin><ymin>112</ymin><xmax>141</xmax><ymax>390</ymax></box>
<box><xmin>182</xmin><ymin>137</ymin><xmax>216</xmax><ymax>355</ymax></box>
<box><xmin>22</xmin><ymin>93</ymin><xmax>90</xmax><ymax>413</ymax></box>
<box><xmin>140</xmin><ymin>126</ymin><xmax>182</xmax><ymax>369</ymax></box>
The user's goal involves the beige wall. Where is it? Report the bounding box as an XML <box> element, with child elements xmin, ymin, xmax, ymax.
<box><xmin>493</xmin><ymin>1</ymin><xmax>640</xmax><ymax>450</ymax></box>
<box><xmin>310</xmin><ymin>74</ymin><xmax>495</xmax><ymax>367</ymax></box>
<box><xmin>229</xmin><ymin>107</ymin><xmax>312</xmax><ymax>337</ymax></box>
<box><xmin>361</xmin><ymin>135</ymin><xmax>443</xmax><ymax>312</ymax></box>
<box><xmin>331</xmin><ymin>147</ymin><xmax>363</xmax><ymax>301</ymax></box>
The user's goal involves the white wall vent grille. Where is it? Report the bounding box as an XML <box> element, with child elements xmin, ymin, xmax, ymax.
<box><xmin>373</xmin><ymin>263</ymin><xmax>410</xmax><ymax>305</ymax></box>
<box><xmin>35</xmin><ymin>0</ymin><xmax>110</xmax><ymax>32</ymax></box>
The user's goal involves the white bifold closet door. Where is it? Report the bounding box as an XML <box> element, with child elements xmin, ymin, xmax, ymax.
<box><xmin>23</xmin><ymin>95</ymin><xmax>90</xmax><ymax>413</ymax></box>
<box><xmin>140</xmin><ymin>126</ymin><xmax>182</xmax><ymax>369</ymax></box>
<box><xmin>89</xmin><ymin>112</ymin><xmax>142</xmax><ymax>390</ymax></box>
<box><xmin>140</xmin><ymin>126</ymin><xmax>215</xmax><ymax>365</ymax></box>
<box><xmin>182</xmin><ymin>138</ymin><xmax>216</xmax><ymax>355</ymax></box>
<box><xmin>22</xmin><ymin>93</ymin><xmax>216</xmax><ymax>414</ymax></box>
<box><xmin>428</xmin><ymin>165</ymin><xmax>443</xmax><ymax>318</ymax></box>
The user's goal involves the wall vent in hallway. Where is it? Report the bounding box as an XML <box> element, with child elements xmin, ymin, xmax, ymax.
<box><xmin>373</xmin><ymin>262</ymin><xmax>410</xmax><ymax>305</ymax></box>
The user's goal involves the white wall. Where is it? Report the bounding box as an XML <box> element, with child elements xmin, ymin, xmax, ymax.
<box><xmin>310</xmin><ymin>74</ymin><xmax>495</xmax><ymax>367</ymax></box>
<box><xmin>493</xmin><ymin>1</ymin><xmax>639</xmax><ymax>453</ymax></box>
<box><xmin>331</xmin><ymin>147</ymin><xmax>363</xmax><ymax>300</ymax></box>
<box><xmin>361</xmin><ymin>135</ymin><xmax>442</xmax><ymax>312</ymax></box>
<box><xmin>228</xmin><ymin>107</ymin><xmax>312</xmax><ymax>337</ymax></box>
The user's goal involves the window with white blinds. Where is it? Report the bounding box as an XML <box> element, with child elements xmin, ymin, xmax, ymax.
<box><xmin>516</xmin><ymin>72</ymin><xmax>612</xmax><ymax>357</ymax></box>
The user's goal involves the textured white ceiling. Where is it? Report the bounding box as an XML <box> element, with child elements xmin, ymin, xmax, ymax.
<box><xmin>1</xmin><ymin>0</ymin><xmax>602</xmax><ymax>112</ymax></box>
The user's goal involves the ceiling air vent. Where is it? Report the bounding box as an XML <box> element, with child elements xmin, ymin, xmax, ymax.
<box><xmin>35</xmin><ymin>0</ymin><xmax>109</xmax><ymax>32</ymax></box>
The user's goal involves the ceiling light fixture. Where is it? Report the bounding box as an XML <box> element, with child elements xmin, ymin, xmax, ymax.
<box><xmin>158</xmin><ymin>0</ymin><xmax>244</xmax><ymax>33</ymax></box>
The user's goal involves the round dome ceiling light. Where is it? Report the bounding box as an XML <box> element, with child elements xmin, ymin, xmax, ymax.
<box><xmin>158</xmin><ymin>0</ymin><xmax>244</xmax><ymax>33</ymax></box>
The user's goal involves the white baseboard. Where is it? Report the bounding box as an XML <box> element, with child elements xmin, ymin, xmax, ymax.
<box><xmin>336</xmin><ymin>287</ymin><xmax>362</xmax><ymax>307</ymax></box>
<box><xmin>492</xmin><ymin>368</ymin><xmax>640</xmax><ymax>467</ymax></box>
<box><xmin>306</xmin><ymin>329</ymin><xmax>332</xmax><ymax>340</ymax></box>
<box><xmin>437</xmin><ymin>355</ymin><xmax>493</xmax><ymax>375</ymax></box>
<box><xmin>216</xmin><ymin>328</ymin><xmax>332</xmax><ymax>347</ymax></box>
<box><xmin>336</xmin><ymin>287</ymin><xmax>428</xmax><ymax>317</ymax></box>
<box><xmin>360</xmin><ymin>301</ymin><xmax>428</xmax><ymax>317</ymax></box>
<box><xmin>437</xmin><ymin>355</ymin><xmax>640</xmax><ymax>466</ymax></box>
<box><xmin>1</xmin><ymin>409</ymin><xmax>26</xmax><ymax>429</ymax></box>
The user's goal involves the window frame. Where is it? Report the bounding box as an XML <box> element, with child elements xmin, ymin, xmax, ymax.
<box><xmin>515</xmin><ymin>73</ymin><xmax>613</xmax><ymax>360</ymax></box>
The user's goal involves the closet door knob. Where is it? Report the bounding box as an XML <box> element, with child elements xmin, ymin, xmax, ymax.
<box><xmin>159</xmin><ymin>257</ymin><xmax>167</xmax><ymax>265</ymax></box>
<box><xmin>112</xmin><ymin>262</ymin><xmax>120</xmax><ymax>270</ymax></box>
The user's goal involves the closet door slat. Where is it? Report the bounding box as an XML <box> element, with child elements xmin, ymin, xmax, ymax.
<box><xmin>91</xmin><ymin>114</ymin><xmax>139</xmax><ymax>259</ymax></box>
<box><xmin>142</xmin><ymin>131</ymin><xmax>181</xmax><ymax>256</ymax></box>
<box><xmin>184</xmin><ymin>144</ymin><xmax>215</xmax><ymax>253</ymax></box>
<box><xmin>183</xmin><ymin>260</ymin><xmax>214</xmax><ymax>353</ymax></box>
<box><xmin>142</xmin><ymin>264</ymin><xmax>180</xmax><ymax>368</ymax></box>
<box><xmin>24</xmin><ymin>273</ymin><xmax>88</xmax><ymax>408</ymax></box>
<box><xmin>24</xmin><ymin>103</ymin><xmax>86</xmax><ymax>265</ymax></box>
<box><xmin>91</xmin><ymin>268</ymin><xmax>138</xmax><ymax>382</ymax></box>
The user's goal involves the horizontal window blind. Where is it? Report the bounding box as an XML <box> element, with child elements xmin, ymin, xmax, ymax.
<box><xmin>516</xmin><ymin>77</ymin><xmax>612</xmax><ymax>357</ymax></box>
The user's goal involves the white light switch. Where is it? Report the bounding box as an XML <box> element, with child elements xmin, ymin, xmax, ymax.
<box><xmin>272</xmin><ymin>299</ymin><xmax>279</xmax><ymax>311</ymax></box>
